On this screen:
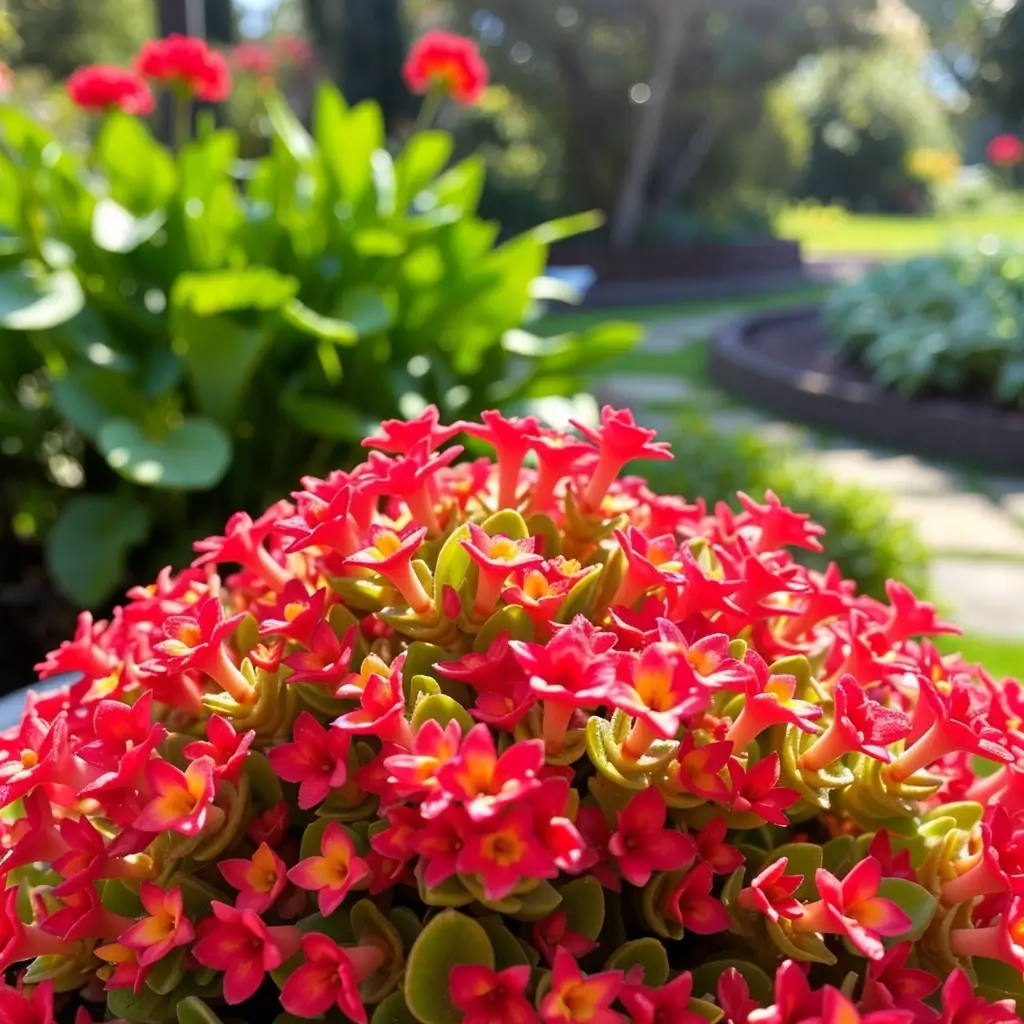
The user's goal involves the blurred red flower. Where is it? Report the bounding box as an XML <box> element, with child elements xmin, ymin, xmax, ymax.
<box><xmin>66</xmin><ymin>66</ymin><xmax>155</xmax><ymax>116</ymax></box>
<box><xmin>987</xmin><ymin>133</ymin><xmax>1024</xmax><ymax>167</ymax></box>
<box><xmin>135</xmin><ymin>34</ymin><xmax>231</xmax><ymax>102</ymax></box>
<box><xmin>272</xmin><ymin>33</ymin><xmax>314</xmax><ymax>67</ymax></box>
<box><xmin>231</xmin><ymin>42</ymin><xmax>276</xmax><ymax>79</ymax></box>
<box><xmin>403</xmin><ymin>30</ymin><xmax>488</xmax><ymax>105</ymax></box>
<box><xmin>0</xmin><ymin>62</ymin><xmax>12</xmax><ymax>96</ymax></box>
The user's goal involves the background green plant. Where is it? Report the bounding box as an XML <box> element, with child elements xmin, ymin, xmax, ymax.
<box><xmin>0</xmin><ymin>84</ymin><xmax>638</xmax><ymax>608</ymax></box>
<box><xmin>825</xmin><ymin>243</ymin><xmax>1024</xmax><ymax>403</ymax></box>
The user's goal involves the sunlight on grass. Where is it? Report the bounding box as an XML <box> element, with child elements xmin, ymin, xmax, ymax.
<box><xmin>938</xmin><ymin>632</ymin><xmax>1024</xmax><ymax>681</ymax></box>
<box><xmin>775</xmin><ymin>204</ymin><xmax>1024</xmax><ymax>259</ymax></box>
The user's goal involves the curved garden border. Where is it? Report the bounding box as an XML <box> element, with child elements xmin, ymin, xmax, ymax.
<box><xmin>708</xmin><ymin>305</ymin><xmax>1024</xmax><ymax>473</ymax></box>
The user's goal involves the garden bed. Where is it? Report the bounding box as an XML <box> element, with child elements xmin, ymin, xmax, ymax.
<box><xmin>708</xmin><ymin>305</ymin><xmax>1024</xmax><ymax>472</ymax></box>
<box><xmin>548</xmin><ymin>239</ymin><xmax>807</xmax><ymax>307</ymax></box>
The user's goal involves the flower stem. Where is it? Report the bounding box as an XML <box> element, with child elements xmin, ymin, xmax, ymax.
<box><xmin>411</xmin><ymin>87</ymin><xmax>444</xmax><ymax>137</ymax></box>
<box><xmin>799</xmin><ymin>724</ymin><xmax>849</xmax><ymax>773</ymax></box>
<box><xmin>172</xmin><ymin>91</ymin><xmax>192</xmax><ymax>151</ymax></box>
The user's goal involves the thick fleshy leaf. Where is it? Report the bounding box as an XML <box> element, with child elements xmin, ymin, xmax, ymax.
<box><xmin>177</xmin><ymin>997</ymin><xmax>226</xmax><ymax>1024</ymax></box>
<box><xmin>404</xmin><ymin>911</ymin><xmax>495</xmax><ymax>1024</ymax></box>
<box><xmin>557</xmin><ymin>877</ymin><xmax>605</xmax><ymax>940</ymax></box>
<box><xmin>604</xmin><ymin>938</ymin><xmax>669</xmax><ymax>987</ymax></box>
<box><xmin>46</xmin><ymin>495</ymin><xmax>150</xmax><ymax>608</ymax></box>
<box><xmin>98</xmin><ymin>416</ymin><xmax>232</xmax><ymax>490</ymax></box>
<box><xmin>371</xmin><ymin>992</ymin><xmax>419</xmax><ymax>1024</ymax></box>
<box><xmin>876</xmin><ymin>878</ymin><xmax>937</xmax><ymax>941</ymax></box>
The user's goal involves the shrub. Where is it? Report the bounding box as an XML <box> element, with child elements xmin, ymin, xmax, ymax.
<box><xmin>825</xmin><ymin>245</ymin><xmax>1024</xmax><ymax>404</ymax></box>
<box><xmin>3</xmin><ymin>405</ymin><xmax>1021</xmax><ymax>1024</ymax></box>
<box><xmin>0</xmin><ymin>37</ymin><xmax>635</xmax><ymax>609</ymax></box>
<box><xmin>647</xmin><ymin>413</ymin><xmax>931</xmax><ymax>602</ymax></box>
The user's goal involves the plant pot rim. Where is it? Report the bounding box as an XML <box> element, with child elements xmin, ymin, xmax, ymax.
<box><xmin>0</xmin><ymin>673</ymin><xmax>79</xmax><ymax>732</ymax></box>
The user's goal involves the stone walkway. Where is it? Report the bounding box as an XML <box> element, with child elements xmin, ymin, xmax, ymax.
<box><xmin>599</xmin><ymin>313</ymin><xmax>1024</xmax><ymax>639</ymax></box>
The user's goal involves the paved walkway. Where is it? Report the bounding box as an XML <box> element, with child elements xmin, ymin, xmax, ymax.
<box><xmin>598</xmin><ymin>313</ymin><xmax>1024</xmax><ymax>639</ymax></box>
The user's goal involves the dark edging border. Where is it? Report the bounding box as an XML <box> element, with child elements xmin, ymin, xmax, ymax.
<box><xmin>708</xmin><ymin>306</ymin><xmax>1024</xmax><ymax>474</ymax></box>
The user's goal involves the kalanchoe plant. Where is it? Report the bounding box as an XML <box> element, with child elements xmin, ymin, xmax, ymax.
<box><xmin>4</xmin><ymin>405</ymin><xmax>1024</xmax><ymax>1024</ymax></box>
<box><xmin>0</xmin><ymin>33</ymin><xmax>629</xmax><ymax>608</ymax></box>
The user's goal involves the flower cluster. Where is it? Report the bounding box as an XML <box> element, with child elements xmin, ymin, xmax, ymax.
<box><xmin>403</xmin><ymin>29</ymin><xmax>489</xmax><ymax>105</ymax></box>
<box><xmin>67</xmin><ymin>34</ymin><xmax>229</xmax><ymax>115</ymax></box>
<box><xmin>3</xmin><ymin>407</ymin><xmax>1024</xmax><ymax>1024</ymax></box>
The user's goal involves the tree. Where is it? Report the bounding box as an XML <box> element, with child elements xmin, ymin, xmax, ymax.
<box><xmin>6</xmin><ymin>0</ymin><xmax>153</xmax><ymax>79</ymax></box>
<box><xmin>445</xmin><ymin>0</ymin><xmax>876</xmax><ymax>245</ymax></box>
<box><xmin>302</xmin><ymin>0</ymin><xmax>415</xmax><ymax>130</ymax></box>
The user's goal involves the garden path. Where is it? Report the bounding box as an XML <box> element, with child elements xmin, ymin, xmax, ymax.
<box><xmin>597</xmin><ymin>313</ymin><xmax>1024</xmax><ymax>640</ymax></box>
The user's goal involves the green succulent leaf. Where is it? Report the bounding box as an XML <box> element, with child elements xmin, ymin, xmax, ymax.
<box><xmin>876</xmin><ymin>877</ymin><xmax>938</xmax><ymax>941</ymax></box>
<box><xmin>404</xmin><ymin>910</ymin><xmax>495</xmax><ymax>1024</ymax></box>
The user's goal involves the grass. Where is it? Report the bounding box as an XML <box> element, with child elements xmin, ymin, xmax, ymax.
<box><xmin>775</xmin><ymin>204</ymin><xmax>1024</xmax><ymax>259</ymax></box>
<box><xmin>938</xmin><ymin>633</ymin><xmax>1024</xmax><ymax>680</ymax></box>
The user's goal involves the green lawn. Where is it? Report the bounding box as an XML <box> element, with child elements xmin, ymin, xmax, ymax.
<box><xmin>775</xmin><ymin>205</ymin><xmax>1024</xmax><ymax>259</ymax></box>
<box><xmin>938</xmin><ymin>633</ymin><xmax>1024</xmax><ymax>681</ymax></box>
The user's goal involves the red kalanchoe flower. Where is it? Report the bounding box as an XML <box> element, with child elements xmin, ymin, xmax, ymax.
<box><xmin>672</xmin><ymin>735</ymin><xmax>733</xmax><ymax>802</ymax></box>
<box><xmin>283</xmin><ymin>621</ymin><xmax>356</xmax><ymax>690</ymax></box>
<box><xmin>949</xmin><ymin>893</ymin><xmax>1024</xmax><ymax>970</ymax></box>
<box><xmin>434</xmin><ymin>724</ymin><xmax>544</xmax><ymax>822</ymax></box>
<box><xmin>725</xmin><ymin>753</ymin><xmax>800</xmax><ymax>826</ymax></box>
<box><xmin>403</xmin><ymin>30</ymin><xmax>489</xmax><ymax>105</ymax></box>
<box><xmin>882</xmin><ymin>579</ymin><xmax>958</xmax><ymax>644</ymax></box>
<box><xmin>136</xmin><ymin>755</ymin><xmax>220</xmax><ymax>836</ymax></box>
<box><xmin>457</xmin><ymin>804</ymin><xmax>557</xmax><ymax>901</ymax></box>
<box><xmin>279</xmin><ymin>933</ymin><xmax>384</xmax><ymax>1022</ymax></box>
<box><xmin>987</xmin><ymin>134</ymin><xmax>1024</xmax><ymax>167</ymax></box>
<box><xmin>939</xmin><ymin>967</ymin><xmax>1021</xmax><ymax>1024</ymax></box>
<box><xmin>726</xmin><ymin>660</ymin><xmax>822</xmax><ymax>750</ymax></box>
<box><xmin>0</xmin><ymin>979</ymin><xmax>59</xmax><ymax>1024</ymax></box>
<box><xmin>614</xmin><ymin>643</ymin><xmax>712</xmax><ymax>759</ymax></box>
<box><xmin>219</xmin><ymin>842</ymin><xmax>287</xmax><ymax>914</ymax></box>
<box><xmin>663</xmin><ymin>862</ymin><xmax>731</xmax><ymax>934</ymax></box>
<box><xmin>861</xmin><ymin>942</ymin><xmax>939</xmax><ymax>1018</ymax></box>
<box><xmin>868</xmin><ymin>830</ymin><xmax>917</xmax><ymax>883</ymax></box>
<box><xmin>67</xmin><ymin>65</ymin><xmax>155</xmax><ymax>115</ymax></box>
<box><xmin>288</xmin><ymin>821</ymin><xmax>372</xmax><ymax>916</ymax></box>
<box><xmin>799</xmin><ymin>675</ymin><xmax>911</xmax><ymax>771</ymax></box>
<box><xmin>135</xmin><ymin>33</ymin><xmax>231</xmax><ymax>101</ymax></box>
<box><xmin>608</xmin><ymin>787</ymin><xmax>696</xmax><ymax>887</ymax></box>
<box><xmin>718</xmin><ymin>967</ymin><xmax>761</xmax><ymax>1024</ymax></box>
<box><xmin>888</xmin><ymin>675</ymin><xmax>1014</xmax><ymax>782</ymax></box>
<box><xmin>450</xmin><ymin>964</ymin><xmax>539</xmax><ymax>1024</ymax></box>
<box><xmin>793</xmin><ymin>858</ymin><xmax>911</xmax><ymax>960</ymax></box>
<box><xmin>510</xmin><ymin>616</ymin><xmax>628</xmax><ymax>754</ymax></box>
<box><xmin>363</xmin><ymin>405</ymin><xmax>460</xmax><ymax>456</ymax></box>
<box><xmin>152</xmin><ymin>596</ymin><xmax>252</xmax><ymax>704</ymax></box>
<box><xmin>118</xmin><ymin>884</ymin><xmax>194</xmax><ymax>967</ymax></box>
<box><xmin>738</xmin><ymin>857</ymin><xmax>805</xmax><ymax>924</ymax></box>
<box><xmin>620</xmin><ymin>971</ymin><xmax>707</xmax><ymax>1024</ymax></box>
<box><xmin>736</xmin><ymin>489</ymin><xmax>825</xmax><ymax>554</ymax></box>
<box><xmin>230</xmin><ymin>41</ymin><xmax>276</xmax><ymax>78</ymax></box>
<box><xmin>345</xmin><ymin>524</ymin><xmax>431</xmax><ymax>613</ymax></box>
<box><xmin>540</xmin><ymin>947</ymin><xmax>624</xmax><ymax>1024</ymax></box>
<box><xmin>695</xmin><ymin>817</ymin><xmax>745</xmax><ymax>874</ymax></box>
<box><xmin>267</xmin><ymin>711</ymin><xmax>350</xmax><ymax>810</ymax></box>
<box><xmin>246</xmin><ymin>799</ymin><xmax>290</xmax><ymax>848</ymax></box>
<box><xmin>182</xmin><ymin>713</ymin><xmax>254</xmax><ymax>785</ymax></box>
<box><xmin>571</xmin><ymin>406</ymin><xmax>672</xmax><ymax>511</ymax></box>
<box><xmin>461</xmin><ymin>524</ymin><xmax>544</xmax><ymax>616</ymax></box>
<box><xmin>192</xmin><ymin>902</ymin><xmax>300</xmax><ymax>1004</ymax></box>
<box><xmin>532</xmin><ymin>910</ymin><xmax>598</xmax><ymax>966</ymax></box>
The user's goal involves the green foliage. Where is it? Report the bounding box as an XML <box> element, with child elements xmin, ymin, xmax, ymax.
<box><xmin>647</xmin><ymin>415</ymin><xmax>931</xmax><ymax>602</ymax></box>
<box><xmin>0</xmin><ymin>85</ymin><xmax>634</xmax><ymax>607</ymax></box>
<box><xmin>4</xmin><ymin>0</ymin><xmax>154</xmax><ymax>78</ymax></box>
<box><xmin>826</xmin><ymin>244</ymin><xmax>1024</xmax><ymax>403</ymax></box>
<box><xmin>785</xmin><ymin>36</ymin><xmax>957</xmax><ymax>213</ymax></box>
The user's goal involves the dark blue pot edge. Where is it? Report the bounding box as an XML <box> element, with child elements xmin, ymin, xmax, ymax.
<box><xmin>0</xmin><ymin>673</ymin><xmax>83</xmax><ymax>731</ymax></box>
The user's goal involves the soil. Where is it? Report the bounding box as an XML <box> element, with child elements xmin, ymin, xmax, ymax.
<box><xmin>0</xmin><ymin>535</ymin><xmax>79</xmax><ymax>698</ymax></box>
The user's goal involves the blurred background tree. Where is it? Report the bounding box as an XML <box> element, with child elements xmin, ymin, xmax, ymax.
<box><xmin>442</xmin><ymin>0</ymin><xmax>877</xmax><ymax>246</ymax></box>
<box><xmin>4</xmin><ymin>0</ymin><xmax>154</xmax><ymax>78</ymax></box>
<box><xmin>301</xmin><ymin>0</ymin><xmax>416</xmax><ymax>131</ymax></box>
